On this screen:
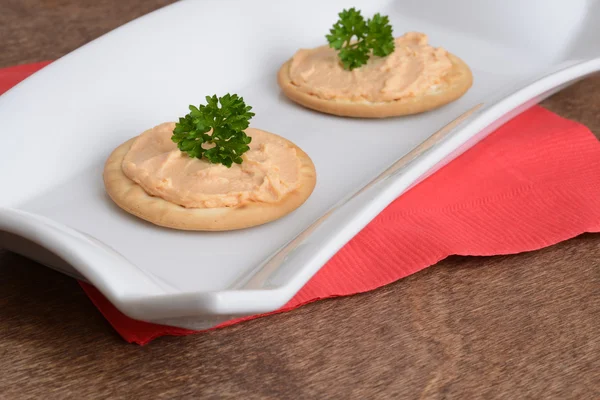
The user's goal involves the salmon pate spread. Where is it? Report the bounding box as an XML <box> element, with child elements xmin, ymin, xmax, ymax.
<box><xmin>288</xmin><ymin>32</ymin><xmax>453</xmax><ymax>103</ymax></box>
<box><xmin>121</xmin><ymin>123</ymin><xmax>302</xmax><ymax>208</ymax></box>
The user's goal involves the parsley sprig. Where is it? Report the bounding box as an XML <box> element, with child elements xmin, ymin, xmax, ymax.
<box><xmin>326</xmin><ymin>8</ymin><xmax>395</xmax><ymax>70</ymax></box>
<box><xmin>171</xmin><ymin>94</ymin><xmax>254</xmax><ymax>168</ymax></box>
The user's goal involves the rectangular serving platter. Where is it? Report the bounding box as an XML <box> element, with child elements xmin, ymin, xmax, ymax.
<box><xmin>1</xmin><ymin>0</ymin><xmax>599</xmax><ymax>329</ymax></box>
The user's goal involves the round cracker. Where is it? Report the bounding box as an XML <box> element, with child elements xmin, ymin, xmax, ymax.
<box><xmin>278</xmin><ymin>52</ymin><xmax>473</xmax><ymax>118</ymax></box>
<box><xmin>103</xmin><ymin>129</ymin><xmax>317</xmax><ymax>231</ymax></box>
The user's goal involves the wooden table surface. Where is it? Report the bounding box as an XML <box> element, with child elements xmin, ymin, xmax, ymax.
<box><xmin>1</xmin><ymin>1</ymin><xmax>599</xmax><ymax>399</ymax></box>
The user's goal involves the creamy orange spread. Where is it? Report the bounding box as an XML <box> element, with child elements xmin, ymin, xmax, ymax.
<box><xmin>289</xmin><ymin>32</ymin><xmax>453</xmax><ymax>103</ymax></box>
<box><xmin>122</xmin><ymin>123</ymin><xmax>302</xmax><ymax>208</ymax></box>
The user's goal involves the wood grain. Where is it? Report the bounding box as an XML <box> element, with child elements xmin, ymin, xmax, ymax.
<box><xmin>0</xmin><ymin>1</ymin><xmax>599</xmax><ymax>398</ymax></box>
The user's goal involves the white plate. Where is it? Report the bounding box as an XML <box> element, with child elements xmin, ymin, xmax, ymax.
<box><xmin>1</xmin><ymin>0</ymin><xmax>599</xmax><ymax>329</ymax></box>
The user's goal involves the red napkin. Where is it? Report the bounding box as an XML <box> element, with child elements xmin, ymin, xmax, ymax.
<box><xmin>4</xmin><ymin>62</ymin><xmax>600</xmax><ymax>345</ymax></box>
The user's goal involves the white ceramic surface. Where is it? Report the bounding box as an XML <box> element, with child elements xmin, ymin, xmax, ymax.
<box><xmin>1</xmin><ymin>0</ymin><xmax>599</xmax><ymax>329</ymax></box>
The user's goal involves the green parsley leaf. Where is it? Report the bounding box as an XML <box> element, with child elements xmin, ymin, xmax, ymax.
<box><xmin>366</xmin><ymin>13</ymin><xmax>395</xmax><ymax>57</ymax></box>
<box><xmin>325</xmin><ymin>8</ymin><xmax>395</xmax><ymax>70</ymax></box>
<box><xmin>339</xmin><ymin>41</ymin><xmax>370</xmax><ymax>71</ymax></box>
<box><xmin>171</xmin><ymin>94</ymin><xmax>254</xmax><ymax>168</ymax></box>
<box><xmin>326</xmin><ymin>8</ymin><xmax>367</xmax><ymax>50</ymax></box>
